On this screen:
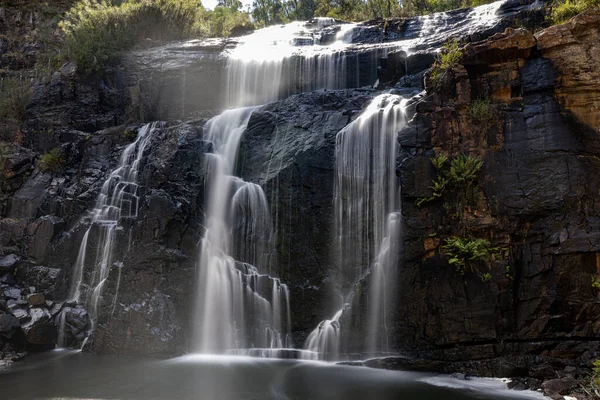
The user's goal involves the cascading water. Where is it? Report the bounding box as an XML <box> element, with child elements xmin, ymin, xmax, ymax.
<box><xmin>58</xmin><ymin>122</ymin><xmax>161</xmax><ymax>347</ymax></box>
<box><xmin>304</xmin><ymin>308</ymin><xmax>343</xmax><ymax>361</ymax></box>
<box><xmin>304</xmin><ymin>94</ymin><xmax>408</xmax><ymax>359</ymax></box>
<box><xmin>49</xmin><ymin>0</ymin><xmax>535</xmax><ymax>360</ymax></box>
<box><xmin>191</xmin><ymin>0</ymin><xmax>520</xmax><ymax>360</ymax></box>
<box><xmin>193</xmin><ymin>108</ymin><xmax>291</xmax><ymax>354</ymax></box>
<box><xmin>224</xmin><ymin>21</ymin><xmax>370</xmax><ymax>107</ymax></box>
<box><xmin>223</xmin><ymin>0</ymin><xmax>509</xmax><ymax>108</ymax></box>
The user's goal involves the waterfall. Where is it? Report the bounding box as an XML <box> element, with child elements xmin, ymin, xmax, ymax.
<box><xmin>335</xmin><ymin>95</ymin><xmax>407</xmax><ymax>286</ymax></box>
<box><xmin>224</xmin><ymin>21</ymin><xmax>377</xmax><ymax>107</ymax></box>
<box><xmin>183</xmin><ymin>1</ymin><xmax>515</xmax><ymax>359</ymax></box>
<box><xmin>304</xmin><ymin>308</ymin><xmax>343</xmax><ymax>361</ymax></box>
<box><xmin>58</xmin><ymin>122</ymin><xmax>161</xmax><ymax>347</ymax></box>
<box><xmin>193</xmin><ymin>108</ymin><xmax>291</xmax><ymax>354</ymax></box>
<box><xmin>304</xmin><ymin>94</ymin><xmax>408</xmax><ymax>359</ymax></box>
<box><xmin>51</xmin><ymin>1</ymin><xmax>524</xmax><ymax>357</ymax></box>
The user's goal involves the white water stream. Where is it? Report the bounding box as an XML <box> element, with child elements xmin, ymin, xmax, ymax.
<box><xmin>304</xmin><ymin>94</ymin><xmax>408</xmax><ymax>359</ymax></box>
<box><xmin>193</xmin><ymin>108</ymin><xmax>291</xmax><ymax>354</ymax></box>
<box><xmin>58</xmin><ymin>122</ymin><xmax>161</xmax><ymax>346</ymax></box>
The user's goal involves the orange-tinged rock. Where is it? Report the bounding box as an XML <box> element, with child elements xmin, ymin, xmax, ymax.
<box><xmin>536</xmin><ymin>10</ymin><xmax>600</xmax><ymax>130</ymax></box>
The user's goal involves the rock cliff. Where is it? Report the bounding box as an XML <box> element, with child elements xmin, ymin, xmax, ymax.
<box><xmin>339</xmin><ymin>10</ymin><xmax>600</xmax><ymax>397</ymax></box>
<box><xmin>1</xmin><ymin>3</ymin><xmax>600</xmax><ymax>398</ymax></box>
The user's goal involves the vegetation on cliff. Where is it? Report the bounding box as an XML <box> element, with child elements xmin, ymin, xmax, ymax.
<box><xmin>551</xmin><ymin>0</ymin><xmax>599</xmax><ymax>23</ymax></box>
<box><xmin>417</xmin><ymin>153</ymin><xmax>509</xmax><ymax>281</ymax></box>
<box><xmin>38</xmin><ymin>148</ymin><xmax>65</xmax><ymax>172</ymax></box>
<box><xmin>430</xmin><ymin>39</ymin><xmax>464</xmax><ymax>88</ymax></box>
<box><xmin>0</xmin><ymin>76</ymin><xmax>32</xmax><ymax>123</ymax></box>
<box><xmin>441</xmin><ymin>236</ymin><xmax>500</xmax><ymax>281</ymax></box>
<box><xmin>251</xmin><ymin>0</ymin><xmax>497</xmax><ymax>25</ymax></box>
<box><xmin>60</xmin><ymin>0</ymin><xmax>253</xmax><ymax>72</ymax></box>
<box><xmin>417</xmin><ymin>154</ymin><xmax>483</xmax><ymax>208</ymax></box>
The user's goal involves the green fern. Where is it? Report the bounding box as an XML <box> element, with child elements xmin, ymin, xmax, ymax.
<box><xmin>431</xmin><ymin>154</ymin><xmax>448</xmax><ymax>170</ymax></box>
<box><xmin>431</xmin><ymin>39</ymin><xmax>463</xmax><ymax>85</ymax></box>
<box><xmin>441</xmin><ymin>236</ymin><xmax>497</xmax><ymax>276</ymax></box>
<box><xmin>448</xmin><ymin>155</ymin><xmax>483</xmax><ymax>186</ymax></box>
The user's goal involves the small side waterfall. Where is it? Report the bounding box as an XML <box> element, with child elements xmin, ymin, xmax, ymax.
<box><xmin>193</xmin><ymin>108</ymin><xmax>291</xmax><ymax>354</ymax></box>
<box><xmin>304</xmin><ymin>308</ymin><xmax>343</xmax><ymax>361</ymax></box>
<box><xmin>304</xmin><ymin>94</ymin><xmax>408</xmax><ymax>359</ymax></box>
<box><xmin>58</xmin><ymin>122</ymin><xmax>161</xmax><ymax>347</ymax></box>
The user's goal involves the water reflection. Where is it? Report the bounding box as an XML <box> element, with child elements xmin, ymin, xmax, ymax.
<box><xmin>0</xmin><ymin>352</ymin><xmax>545</xmax><ymax>400</ymax></box>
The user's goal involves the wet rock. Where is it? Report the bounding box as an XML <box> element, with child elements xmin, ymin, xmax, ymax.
<box><xmin>239</xmin><ymin>89</ymin><xmax>373</xmax><ymax>343</ymax></box>
<box><xmin>529</xmin><ymin>364</ymin><xmax>557</xmax><ymax>379</ymax></box>
<box><xmin>378</xmin><ymin>50</ymin><xmax>436</xmax><ymax>87</ymax></box>
<box><xmin>58</xmin><ymin>306</ymin><xmax>90</xmax><ymax>347</ymax></box>
<box><xmin>0</xmin><ymin>313</ymin><xmax>20</xmax><ymax>339</ymax></box>
<box><xmin>2</xmin><ymin>287</ymin><xmax>21</xmax><ymax>300</ymax></box>
<box><xmin>48</xmin><ymin>301</ymin><xmax>63</xmax><ymax>317</ymax></box>
<box><xmin>26</xmin><ymin>216</ymin><xmax>64</xmax><ymax>263</ymax></box>
<box><xmin>450</xmin><ymin>372</ymin><xmax>468</xmax><ymax>380</ymax></box>
<box><xmin>8</xmin><ymin>172</ymin><xmax>51</xmax><ymax>219</ymax></box>
<box><xmin>92</xmin><ymin>290</ymin><xmax>180</xmax><ymax>356</ymax></box>
<box><xmin>0</xmin><ymin>273</ymin><xmax>14</xmax><ymax>284</ymax></box>
<box><xmin>507</xmin><ymin>379</ymin><xmax>529</xmax><ymax>391</ymax></box>
<box><xmin>27</xmin><ymin>293</ymin><xmax>45</xmax><ymax>306</ymax></box>
<box><xmin>17</xmin><ymin>266</ymin><xmax>65</xmax><ymax>300</ymax></box>
<box><xmin>0</xmin><ymin>254</ymin><xmax>20</xmax><ymax>274</ymax></box>
<box><xmin>542</xmin><ymin>378</ymin><xmax>578</xmax><ymax>397</ymax></box>
<box><xmin>21</xmin><ymin>307</ymin><xmax>56</xmax><ymax>350</ymax></box>
<box><xmin>11</xmin><ymin>308</ymin><xmax>30</xmax><ymax>322</ymax></box>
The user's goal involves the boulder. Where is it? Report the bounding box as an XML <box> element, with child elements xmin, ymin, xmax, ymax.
<box><xmin>2</xmin><ymin>287</ymin><xmax>21</xmax><ymax>300</ymax></box>
<box><xmin>0</xmin><ymin>313</ymin><xmax>20</xmax><ymax>339</ymax></box>
<box><xmin>542</xmin><ymin>378</ymin><xmax>578</xmax><ymax>397</ymax></box>
<box><xmin>18</xmin><ymin>266</ymin><xmax>65</xmax><ymax>299</ymax></box>
<box><xmin>11</xmin><ymin>308</ymin><xmax>30</xmax><ymax>322</ymax></box>
<box><xmin>0</xmin><ymin>254</ymin><xmax>20</xmax><ymax>274</ymax></box>
<box><xmin>26</xmin><ymin>216</ymin><xmax>64</xmax><ymax>263</ymax></box>
<box><xmin>21</xmin><ymin>307</ymin><xmax>56</xmax><ymax>350</ymax></box>
<box><xmin>27</xmin><ymin>293</ymin><xmax>45</xmax><ymax>306</ymax></box>
<box><xmin>57</xmin><ymin>305</ymin><xmax>90</xmax><ymax>348</ymax></box>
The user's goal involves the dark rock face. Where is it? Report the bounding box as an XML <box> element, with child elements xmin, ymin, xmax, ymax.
<box><xmin>16</xmin><ymin>266</ymin><xmax>65</xmax><ymax>300</ymax></box>
<box><xmin>87</xmin><ymin>122</ymin><xmax>210</xmax><ymax>355</ymax></box>
<box><xmin>340</xmin><ymin>14</ymin><xmax>600</xmax><ymax>389</ymax></box>
<box><xmin>59</xmin><ymin>305</ymin><xmax>90</xmax><ymax>347</ymax></box>
<box><xmin>25</xmin><ymin>62</ymin><xmax>130</xmax><ymax>152</ymax></box>
<box><xmin>239</xmin><ymin>89</ymin><xmax>373</xmax><ymax>345</ymax></box>
<box><xmin>120</xmin><ymin>40</ymin><xmax>231</xmax><ymax>121</ymax></box>
<box><xmin>21</xmin><ymin>307</ymin><xmax>56</xmax><ymax>350</ymax></box>
<box><xmin>1</xmin><ymin>117</ymin><xmax>209</xmax><ymax>355</ymax></box>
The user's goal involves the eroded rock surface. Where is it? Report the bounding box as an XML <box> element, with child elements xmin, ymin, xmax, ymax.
<box><xmin>341</xmin><ymin>12</ymin><xmax>600</xmax><ymax>397</ymax></box>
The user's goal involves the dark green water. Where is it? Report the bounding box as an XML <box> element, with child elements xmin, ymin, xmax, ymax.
<box><xmin>0</xmin><ymin>351</ymin><xmax>545</xmax><ymax>400</ymax></box>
